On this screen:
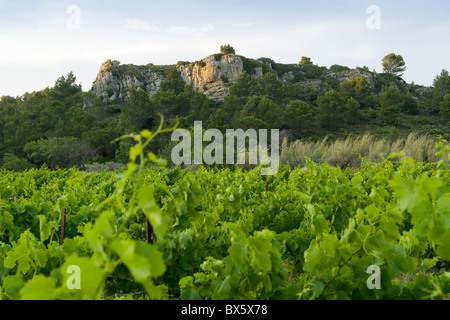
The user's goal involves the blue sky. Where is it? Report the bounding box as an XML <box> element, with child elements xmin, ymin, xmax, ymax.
<box><xmin>0</xmin><ymin>0</ymin><xmax>449</xmax><ymax>96</ymax></box>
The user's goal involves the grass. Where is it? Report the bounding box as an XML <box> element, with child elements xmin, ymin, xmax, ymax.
<box><xmin>281</xmin><ymin>132</ymin><xmax>444</xmax><ymax>169</ymax></box>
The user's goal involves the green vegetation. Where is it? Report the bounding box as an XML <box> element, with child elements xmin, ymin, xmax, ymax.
<box><xmin>0</xmin><ymin>52</ymin><xmax>449</xmax><ymax>173</ymax></box>
<box><xmin>0</xmin><ymin>130</ymin><xmax>449</xmax><ymax>300</ymax></box>
<box><xmin>281</xmin><ymin>132</ymin><xmax>444</xmax><ymax>169</ymax></box>
<box><xmin>220</xmin><ymin>44</ymin><xmax>236</xmax><ymax>55</ymax></box>
<box><xmin>299</xmin><ymin>56</ymin><xmax>313</xmax><ymax>65</ymax></box>
<box><xmin>382</xmin><ymin>53</ymin><xmax>406</xmax><ymax>77</ymax></box>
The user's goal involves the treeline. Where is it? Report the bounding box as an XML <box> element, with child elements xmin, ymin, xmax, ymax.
<box><xmin>0</xmin><ymin>63</ymin><xmax>449</xmax><ymax>171</ymax></box>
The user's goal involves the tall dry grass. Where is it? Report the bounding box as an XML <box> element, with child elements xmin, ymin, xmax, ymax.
<box><xmin>281</xmin><ymin>132</ymin><xmax>442</xmax><ymax>169</ymax></box>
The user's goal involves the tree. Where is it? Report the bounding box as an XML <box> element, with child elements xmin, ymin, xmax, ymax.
<box><xmin>82</xmin><ymin>127</ymin><xmax>118</xmax><ymax>159</ymax></box>
<box><xmin>379</xmin><ymin>83</ymin><xmax>402</xmax><ymax>124</ymax></box>
<box><xmin>257</xmin><ymin>72</ymin><xmax>283</xmax><ymax>100</ymax></box>
<box><xmin>115</xmin><ymin>141</ymin><xmax>133</xmax><ymax>164</ymax></box>
<box><xmin>432</xmin><ymin>69</ymin><xmax>450</xmax><ymax>103</ymax></box>
<box><xmin>382</xmin><ymin>53</ymin><xmax>406</xmax><ymax>76</ymax></box>
<box><xmin>161</xmin><ymin>67</ymin><xmax>186</xmax><ymax>95</ymax></box>
<box><xmin>229</xmin><ymin>72</ymin><xmax>255</xmax><ymax>99</ymax></box>
<box><xmin>121</xmin><ymin>87</ymin><xmax>156</xmax><ymax>131</ymax></box>
<box><xmin>234</xmin><ymin>116</ymin><xmax>268</xmax><ymax>131</ymax></box>
<box><xmin>24</xmin><ymin>137</ymin><xmax>95</xmax><ymax>169</ymax></box>
<box><xmin>65</xmin><ymin>106</ymin><xmax>96</xmax><ymax>139</ymax></box>
<box><xmin>379</xmin><ymin>81</ymin><xmax>417</xmax><ymax>116</ymax></box>
<box><xmin>282</xmin><ymin>101</ymin><xmax>316</xmax><ymax>132</ymax></box>
<box><xmin>439</xmin><ymin>94</ymin><xmax>450</xmax><ymax>123</ymax></box>
<box><xmin>50</xmin><ymin>72</ymin><xmax>83</xmax><ymax>104</ymax></box>
<box><xmin>1</xmin><ymin>153</ymin><xmax>33</xmax><ymax>172</ymax></box>
<box><xmin>316</xmin><ymin>90</ymin><xmax>347</xmax><ymax>130</ymax></box>
<box><xmin>208</xmin><ymin>108</ymin><xmax>228</xmax><ymax>132</ymax></box>
<box><xmin>340</xmin><ymin>76</ymin><xmax>371</xmax><ymax>102</ymax></box>
<box><xmin>345</xmin><ymin>97</ymin><xmax>361</xmax><ymax>124</ymax></box>
<box><xmin>239</xmin><ymin>97</ymin><xmax>258</xmax><ymax>119</ymax></box>
<box><xmin>255</xmin><ymin>95</ymin><xmax>281</xmax><ymax>127</ymax></box>
<box><xmin>300</xmin><ymin>56</ymin><xmax>313</xmax><ymax>65</ymax></box>
<box><xmin>220</xmin><ymin>44</ymin><xmax>236</xmax><ymax>55</ymax></box>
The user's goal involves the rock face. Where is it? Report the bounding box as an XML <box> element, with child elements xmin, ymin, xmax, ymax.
<box><xmin>90</xmin><ymin>54</ymin><xmax>427</xmax><ymax>105</ymax></box>
<box><xmin>327</xmin><ymin>69</ymin><xmax>378</xmax><ymax>89</ymax></box>
<box><xmin>91</xmin><ymin>60</ymin><xmax>167</xmax><ymax>104</ymax></box>
<box><xmin>178</xmin><ymin>54</ymin><xmax>244</xmax><ymax>101</ymax></box>
<box><xmin>91</xmin><ymin>54</ymin><xmax>245</xmax><ymax>104</ymax></box>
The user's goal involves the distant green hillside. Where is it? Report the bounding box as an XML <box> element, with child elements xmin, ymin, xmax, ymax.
<box><xmin>0</xmin><ymin>47</ymin><xmax>449</xmax><ymax>171</ymax></box>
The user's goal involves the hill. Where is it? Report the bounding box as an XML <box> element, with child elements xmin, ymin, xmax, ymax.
<box><xmin>0</xmin><ymin>46</ymin><xmax>449</xmax><ymax>170</ymax></box>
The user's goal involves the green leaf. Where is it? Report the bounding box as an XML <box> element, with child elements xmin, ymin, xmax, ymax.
<box><xmin>252</xmin><ymin>252</ymin><xmax>271</xmax><ymax>272</ymax></box>
<box><xmin>179</xmin><ymin>276</ymin><xmax>201</xmax><ymax>300</ymax></box>
<box><xmin>436</xmin><ymin>236</ymin><xmax>450</xmax><ymax>261</ymax></box>
<box><xmin>228</xmin><ymin>242</ymin><xmax>247</xmax><ymax>266</ymax></box>
<box><xmin>60</xmin><ymin>255</ymin><xmax>106</xmax><ymax>300</ymax></box>
<box><xmin>138</xmin><ymin>185</ymin><xmax>169</xmax><ymax>240</ymax></box>
<box><xmin>419</xmin><ymin>175</ymin><xmax>442</xmax><ymax>203</ymax></box>
<box><xmin>216</xmin><ymin>276</ymin><xmax>231</xmax><ymax>298</ymax></box>
<box><xmin>38</xmin><ymin>215</ymin><xmax>51</xmax><ymax>242</ymax></box>
<box><xmin>1</xmin><ymin>275</ymin><xmax>24</xmax><ymax>300</ymax></box>
<box><xmin>437</xmin><ymin>194</ymin><xmax>450</xmax><ymax>216</ymax></box>
<box><xmin>304</xmin><ymin>241</ymin><xmax>322</xmax><ymax>273</ymax></box>
<box><xmin>391</xmin><ymin>176</ymin><xmax>417</xmax><ymax>212</ymax></box>
<box><xmin>20</xmin><ymin>275</ymin><xmax>57</xmax><ymax>300</ymax></box>
<box><xmin>111</xmin><ymin>239</ymin><xmax>166</xmax><ymax>297</ymax></box>
<box><xmin>312</xmin><ymin>215</ymin><xmax>329</xmax><ymax>235</ymax></box>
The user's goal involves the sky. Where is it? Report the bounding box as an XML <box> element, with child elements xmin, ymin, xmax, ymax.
<box><xmin>0</xmin><ymin>0</ymin><xmax>449</xmax><ymax>97</ymax></box>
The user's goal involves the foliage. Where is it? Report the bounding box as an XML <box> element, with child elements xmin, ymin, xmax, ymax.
<box><xmin>0</xmin><ymin>57</ymin><xmax>449</xmax><ymax>170</ymax></box>
<box><xmin>316</xmin><ymin>90</ymin><xmax>348</xmax><ymax>130</ymax></box>
<box><xmin>300</xmin><ymin>56</ymin><xmax>313</xmax><ymax>65</ymax></box>
<box><xmin>382</xmin><ymin>53</ymin><xmax>406</xmax><ymax>76</ymax></box>
<box><xmin>220</xmin><ymin>44</ymin><xmax>236</xmax><ymax>55</ymax></box>
<box><xmin>281</xmin><ymin>132</ymin><xmax>443</xmax><ymax>169</ymax></box>
<box><xmin>1</xmin><ymin>153</ymin><xmax>33</xmax><ymax>172</ymax></box>
<box><xmin>0</xmin><ymin>135</ymin><xmax>449</xmax><ymax>300</ymax></box>
<box><xmin>24</xmin><ymin>137</ymin><xmax>94</xmax><ymax>169</ymax></box>
<box><xmin>439</xmin><ymin>94</ymin><xmax>450</xmax><ymax>123</ymax></box>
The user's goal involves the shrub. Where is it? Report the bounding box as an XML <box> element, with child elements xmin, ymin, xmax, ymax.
<box><xmin>24</xmin><ymin>137</ymin><xmax>95</xmax><ymax>169</ymax></box>
<box><xmin>220</xmin><ymin>44</ymin><xmax>236</xmax><ymax>55</ymax></box>
<box><xmin>177</xmin><ymin>61</ymin><xmax>190</xmax><ymax>67</ymax></box>
<box><xmin>329</xmin><ymin>64</ymin><xmax>350</xmax><ymax>73</ymax></box>
<box><xmin>1</xmin><ymin>153</ymin><xmax>33</xmax><ymax>172</ymax></box>
<box><xmin>84</xmin><ymin>162</ymin><xmax>126</xmax><ymax>172</ymax></box>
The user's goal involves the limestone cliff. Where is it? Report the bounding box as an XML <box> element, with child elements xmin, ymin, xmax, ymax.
<box><xmin>91</xmin><ymin>60</ymin><xmax>168</xmax><ymax>104</ymax></box>
<box><xmin>91</xmin><ymin>54</ymin><xmax>246</xmax><ymax>103</ymax></box>
<box><xmin>177</xmin><ymin>54</ymin><xmax>244</xmax><ymax>101</ymax></box>
<box><xmin>90</xmin><ymin>53</ymin><xmax>392</xmax><ymax>104</ymax></box>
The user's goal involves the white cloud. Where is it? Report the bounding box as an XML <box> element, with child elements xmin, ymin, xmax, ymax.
<box><xmin>120</xmin><ymin>19</ymin><xmax>159</xmax><ymax>32</ymax></box>
<box><xmin>0</xmin><ymin>14</ymin><xmax>448</xmax><ymax>97</ymax></box>
<box><xmin>231</xmin><ymin>22</ymin><xmax>253</xmax><ymax>28</ymax></box>
<box><xmin>166</xmin><ymin>23</ymin><xmax>215</xmax><ymax>36</ymax></box>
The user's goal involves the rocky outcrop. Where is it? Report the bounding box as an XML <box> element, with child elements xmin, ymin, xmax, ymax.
<box><xmin>91</xmin><ymin>55</ymin><xmax>245</xmax><ymax>103</ymax></box>
<box><xmin>327</xmin><ymin>68</ymin><xmax>378</xmax><ymax>89</ymax></box>
<box><xmin>91</xmin><ymin>60</ymin><xmax>168</xmax><ymax>104</ymax></box>
<box><xmin>178</xmin><ymin>54</ymin><xmax>244</xmax><ymax>101</ymax></box>
<box><xmin>90</xmin><ymin>53</ymin><xmax>429</xmax><ymax>105</ymax></box>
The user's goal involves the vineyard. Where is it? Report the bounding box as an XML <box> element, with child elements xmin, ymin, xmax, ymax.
<box><xmin>0</xmin><ymin>129</ymin><xmax>449</xmax><ymax>300</ymax></box>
